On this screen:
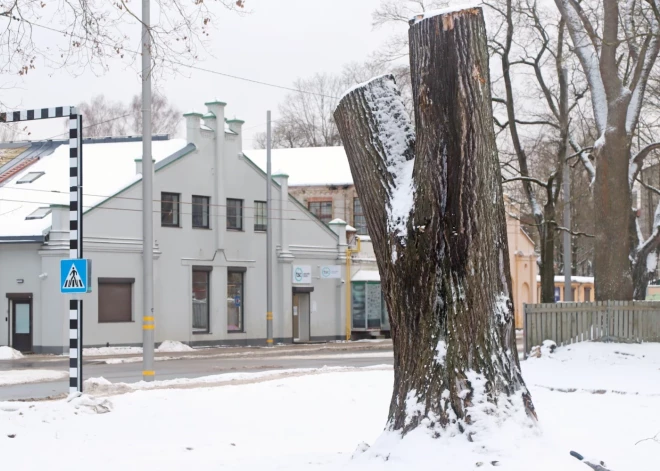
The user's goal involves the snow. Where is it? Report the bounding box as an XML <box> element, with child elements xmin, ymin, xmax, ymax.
<box><xmin>0</xmin><ymin>369</ymin><xmax>67</xmax><ymax>386</ymax></box>
<box><xmin>360</xmin><ymin>77</ymin><xmax>416</xmax><ymax>243</ymax></box>
<box><xmin>647</xmin><ymin>251</ymin><xmax>658</xmax><ymax>273</ymax></box>
<box><xmin>561</xmin><ymin>0</ymin><xmax>608</xmax><ymax>135</ymax></box>
<box><xmin>0</xmin><ymin>139</ymin><xmax>187</xmax><ymax>238</ymax></box>
<box><xmin>410</xmin><ymin>3</ymin><xmax>481</xmax><ymax>24</ymax></box>
<box><xmin>535</xmin><ymin>275</ymin><xmax>594</xmax><ymax>284</ymax></box>
<box><xmin>352</xmin><ymin>269</ymin><xmax>381</xmax><ymax>282</ymax></box>
<box><xmin>1</xmin><ymin>343</ymin><xmax>659</xmax><ymax>470</ymax></box>
<box><xmin>156</xmin><ymin>340</ymin><xmax>193</xmax><ymax>353</ymax></box>
<box><xmin>329</xmin><ymin>218</ymin><xmax>347</xmax><ymax>225</ymax></box>
<box><xmin>0</xmin><ymin>346</ymin><xmax>23</xmax><ymax>360</ymax></box>
<box><xmin>83</xmin><ymin>346</ymin><xmax>144</xmax><ymax>356</ymax></box>
<box><xmin>244</xmin><ymin>147</ymin><xmax>354</xmax><ymax>186</ymax></box>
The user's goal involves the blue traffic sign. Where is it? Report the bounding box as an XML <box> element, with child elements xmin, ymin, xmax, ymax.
<box><xmin>60</xmin><ymin>259</ymin><xmax>91</xmax><ymax>294</ymax></box>
<box><xmin>234</xmin><ymin>295</ymin><xmax>241</xmax><ymax>307</ymax></box>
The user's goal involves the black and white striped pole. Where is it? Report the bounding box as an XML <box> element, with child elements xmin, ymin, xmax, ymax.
<box><xmin>0</xmin><ymin>106</ymin><xmax>85</xmax><ymax>394</ymax></box>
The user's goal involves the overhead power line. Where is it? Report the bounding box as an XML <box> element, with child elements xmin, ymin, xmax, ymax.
<box><xmin>0</xmin><ymin>17</ymin><xmax>340</xmax><ymax>100</ymax></box>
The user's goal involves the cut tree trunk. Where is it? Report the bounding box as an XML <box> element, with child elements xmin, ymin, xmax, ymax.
<box><xmin>334</xmin><ymin>7</ymin><xmax>536</xmax><ymax>437</ymax></box>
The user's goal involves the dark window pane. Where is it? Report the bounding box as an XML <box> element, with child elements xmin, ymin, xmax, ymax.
<box><xmin>192</xmin><ymin>270</ymin><xmax>210</xmax><ymax>332</ymax></box>
<box><xmin>227</xmin><ymin>199</ymin><xmax>243</xmax><ymax>230</ymax></box>
<box><xmin>161</xmin><ymin>192</ymin><xmax>180</xmax><ymax>226</ymax></box>
<box><xmin>353</xmin><ymin>197</ymin><xmax>368</xmax><ymax>235</ymax></box>
<box><xmin>351</xmin><ymin>282</ymin><xmax>366</xmax><ymax>329</ymax></box>
<box><xmin>254</xmin><ymin>201</ymin><xmax>267</xmax><ymax>232</ymax></box>
<box><xmin>99</xmin><ymin>281</ymin><xmax>132</xmax><ymax>323</ymax></box>
<box><xmin>193</xmin><ymin>196</ymin><xmax>210</xmax><ymax>228</ymax></box>
<box><xmin>227</xmin><ymin>271</ymin><xmax>244</xmax><ymax>331</ymax></box>
<box><xmin>308</xmin><ymin>200</ymin><xmax>333</xmax><ymax>224</ymax></box>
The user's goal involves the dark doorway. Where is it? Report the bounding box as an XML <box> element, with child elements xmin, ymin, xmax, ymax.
<box><xmin>8</xmin><ymin>294</ymin><xmax>33</xmax><ymax>353</ymax></box>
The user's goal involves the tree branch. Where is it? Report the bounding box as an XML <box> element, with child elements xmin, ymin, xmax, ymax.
<box><xmin>555</xmin><ymin>225</ymin><xmax>595</xmax><ymax>238</ymax></box>
<box><xmin>630</xmin><ymin>141</ymin><xmax>660</xmax><ymax>186</ymax></box>
<box><xmin>502</xmin><ymin>176</ymin><xmax>549</xmax><ymax>188</ymax></box>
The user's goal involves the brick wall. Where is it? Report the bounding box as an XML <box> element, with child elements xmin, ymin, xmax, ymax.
<box><xmin>289</xmin><ymin>184</ymin><xmax>359</xmax><ymax>226</ymax></box>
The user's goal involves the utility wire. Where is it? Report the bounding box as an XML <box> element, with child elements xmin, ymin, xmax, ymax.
<box><xmin>0</xmin><ymin>196</ymin><xmax>344</xmax><ymax>225</ymax></box>
<box><xmin>2</xmin><ymin>184</ymin><xmax>308</xmax><ymax>214</ymax></box>
<box><xmin>0</xmin><ymin>17</ymin><xmax>340</xmax><ymax>100</ymax></box>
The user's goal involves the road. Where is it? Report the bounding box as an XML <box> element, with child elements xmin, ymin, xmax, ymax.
<box><xmin>0</xmin><ymin>343</ymin><xmax>394</xmax><ymax>401</ymax></box>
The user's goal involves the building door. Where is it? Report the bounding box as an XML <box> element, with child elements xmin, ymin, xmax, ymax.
<box><xmin>292</xmin><ymin>292</ymin><xmax>311</xmax><ymax>342</ymax></box>
<box><xmin>12</xmin><ymin>300</ymin><xmax>32</xmax><ymax>352</ymax></box>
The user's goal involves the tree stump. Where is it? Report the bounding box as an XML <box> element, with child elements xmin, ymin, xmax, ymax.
<box><xmin>334</xmin><ymin>6</ymin><xmax>536</xmax><ymax>437</ymax></box>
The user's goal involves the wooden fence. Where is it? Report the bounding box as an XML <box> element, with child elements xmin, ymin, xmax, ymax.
<box><xmin>523</xmin><ymin>301</ymin><xmax>660</xmax><ymax>355</ymax></box>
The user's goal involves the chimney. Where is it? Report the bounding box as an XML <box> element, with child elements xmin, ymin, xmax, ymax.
<box><xmin>183</xmin><ymin>111</ymin><xmax>203</xmax><ymax>146</ymax></box>
<box><xmin>49</xmin><ymin>205</ymin><xmax>71</xmax><ymax>249</ymax></box>
<box><xmin>204</xmin><ymin>100</ymin><xmax>227</xmax><ymax>252</ymax></box>
<box><xmin>329</xmin><ymin>218</ymin><xmax>348</xmax><ymax>250</ymax></box>
<box><xmin>135</xmin><ymin>158</ymin><xmax>156</xmax><ymax>175</ymax></box>
<box><xmin>273</xmin><ymin>172</ymin><xmax>293</xmax><ymax>260</ymax></box>
<box><xmin>226</xmin><ymin>118</ymin><xmax>244</xmax><ymax>155</ymax></box>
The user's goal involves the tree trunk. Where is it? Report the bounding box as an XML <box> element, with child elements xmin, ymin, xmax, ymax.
<box><xmin>540</xmin><ymin>203</ymin><xmax>556</xmax><ymax>303</ymax></box>
<box><xmin>593</xmin><ymin>103</ymin><xmax>634</xmax><ymax>301</ymax></box>
<box><xmin>334</xmin><ymin>7</ymin><xmax>536</xmax><ymax>437</ymax></box>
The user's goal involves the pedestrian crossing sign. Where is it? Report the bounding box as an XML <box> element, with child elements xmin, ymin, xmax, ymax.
<box><xmin>60</xmin><ymin>259</ymin><xmax>91</xmax><ymax>294</ymax></box>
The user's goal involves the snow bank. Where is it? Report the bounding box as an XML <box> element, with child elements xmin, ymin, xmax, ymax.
<box><xmin>0</xmin><ymin>346</ymin><xmax>23</xmax><ymax>360</ymax></box>
<box><xmin>83</xmin><ymin>346</ymin><xmax>143</xmax><ymax>356</ymax></box>
<box><xmin>156</xmin><ymin>340</ymin><xmax>194</xmax><ymax>353</ymax></box>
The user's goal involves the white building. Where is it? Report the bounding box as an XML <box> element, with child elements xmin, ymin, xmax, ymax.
<box><xmin>0</xmin><ymin>101</ymin><xmax>348</xmax><ymax>353</ymax></box>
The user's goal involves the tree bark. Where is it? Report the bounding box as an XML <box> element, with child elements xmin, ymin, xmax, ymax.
<box><xmin>540</xmin><ymin>203</ymin><xmax>557</xmax><ymax>303</ymax></box>
<box><xmin>592</xmin><ymin>101</ymin><xmax>635</xmax><ymax>301</ymax></box>
<box><xmin>334</xmin><ymin>7</ymin><xmax>536</xmax><ymax>437</ymax></box>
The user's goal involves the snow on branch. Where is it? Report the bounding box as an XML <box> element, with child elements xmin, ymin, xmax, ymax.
<box><xmin>626</xmin><ymin>13</ymin><xmax>660</xmax><ymax>135</ymax></box>
<box><xmin>630</xmin><ymin>142</ymin><xmax>660</xmax><ymax>187</ymax></box>
<box><xmin>555</xmin><ymin>0</ymin><xmax>607</xmax><ymax>134</ymax></box>
<box><xmin>555</xmin><ymin>226</ymin><xmax>595</xmax><ymax>238</ymax></box>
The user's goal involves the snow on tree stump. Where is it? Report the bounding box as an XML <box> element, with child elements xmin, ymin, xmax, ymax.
<box><xmin>334</xmin><ymin>6</ymin><xmax>537</xmax><ymax>438</ymax></box>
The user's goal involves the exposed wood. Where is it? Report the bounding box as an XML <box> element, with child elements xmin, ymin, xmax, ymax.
<box><xmin>334</xmin><ymin>7</ymin><xmax>535</xmax><ymax>436</ymax></box>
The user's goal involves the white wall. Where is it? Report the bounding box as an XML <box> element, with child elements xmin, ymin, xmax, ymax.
<box><xmin>5</xmin><ymin>104</ymin><xmax>346</xmax><ymax>351</ymax></box>
<box><xmin>0</xmin><ymin>244</ymin><xmax>42</xmax><ymax>348</ymax></box>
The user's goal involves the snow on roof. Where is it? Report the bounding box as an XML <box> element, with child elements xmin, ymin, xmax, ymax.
<box><xmin>0</xmin><ymin>138</ymin><xmax>187</xmax><ymax>238</ymax></box>
<box><xmin>346</xmin><ymin>224</ymin><xmax>356</xmax><ymax>232</ymax></box>
<box><xmin>244</xmin><ymin>147</ymin><xmax>353</xmax><ymax>186</ymax></box>
<box><xmin>535</xmin><ymin>275</ymin><xmax>595</xmax><ymax>284</ymax></box>
<box><xmin>329</xmin><ymin>218</ymin><xmax>347</xmax><ymax>225</ymax></box>
<box><xmin>352</xmin><ymin>269</ymin><xmax>381</xmax><ymax>282</ymax></box>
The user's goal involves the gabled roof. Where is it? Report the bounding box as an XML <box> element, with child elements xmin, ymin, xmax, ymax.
<box><xmin>0</xmin><ymin>136</ymin><xmax>188</xmax><ymax>240</ymax></box>
<box><xmin>245</xmin><ymin>146</ymin><xmax>353</xmax><ymax>186</ymax></box>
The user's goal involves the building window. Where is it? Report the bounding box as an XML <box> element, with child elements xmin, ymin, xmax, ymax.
<box><xmin>192</xmin><ymin>196</ymin><xmax>210</xmax><ymax>229</ymax></box>
<box><xmin>98</xmin><ymin>278</ymin><xmax>134</xmax><ymax>323</ymax></box>
<box><xmin>227</xmin><ymin>198</ymin><xmax>243</xmax><ymax>231</ymax></box>
<box><xmin>25</xmin><ymin>207</ymin><xmax>51</xmax><ymax>220</ymax></box>
<box><xmin>308</xmin><ymin>200</ymin><xmax>333</xmax><ymax>224</ymax></box>
<box><xmin>353</xmin><ymin>197</ymin><xmax>368</xmax><ymax>235</ymax></box>
<box><xmin>227</xmin><ymin>269</ymin><xmax>244</xmax><ymax>332</ymax></box>
<box><xmin>192</xmin><ymin>268</ymin><xmax>210</xmax><ymax>333</ymax></box>
<box><xmin>254</xmin><ymin>201</ymin><xmax>267</xmax><ymax>232</ymax></box>
<box><xmin>161</xmin><ymin>192</ymin><xmax>180</xmax><ymax>227</ymax></box>
<box><xmin>17</xmin><ymin>172</ymin><xmax>45</xmax><ymax>184</ymax></box>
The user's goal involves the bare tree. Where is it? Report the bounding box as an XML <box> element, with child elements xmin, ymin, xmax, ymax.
<box><xmin>0</xmin><ymin>122</ymin><xmax>29</xmax><ymax>141</ymax></box>
<box><xmin>77</xmin><ymin>95</ymin><xmax>130</xmax><ymax>138</ymax></box>
<box><xmin>0</xmin><ymin>1</ymin><xmax>246</xmax><ymax>94</ymax></box>
<box><xmin>129</xmin><ymin>92</ymin><xmax>181</xmax><ymax>136</ymax></box>
<box><xmin>553</xmin><ymin>0</ymin><xmax>660</xmax><ymax>300</ymax></box>
<box><xmin>488</xmin><ymin>0</ymin><xmax>591</xmax><ymax>301</ymax></box>
<box><xmin>335</xmin><ymin>7</ymin><xmax>536</xmax><ymax>438</ymax></box>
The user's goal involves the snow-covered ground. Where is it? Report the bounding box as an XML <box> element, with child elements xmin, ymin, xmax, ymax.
<box><xmin>82</xmin><ymin>340</ymin><xmax>195</xmax><ymax>356</ymax></box>
<box><xmin>1</xmin><ymin>342</ymin><xmax>658</xmax><ymax>470</ymax></box>
<box><xmin>0</xmin><ymin>370</ymin><xmax>67</xmax><ymax>386</ymax></box>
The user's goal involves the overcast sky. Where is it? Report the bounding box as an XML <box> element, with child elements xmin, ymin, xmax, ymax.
<box><xmin>1</xmin><ymin>0</ymin><xmax>398</xmax><ymax>149</ymax></box>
